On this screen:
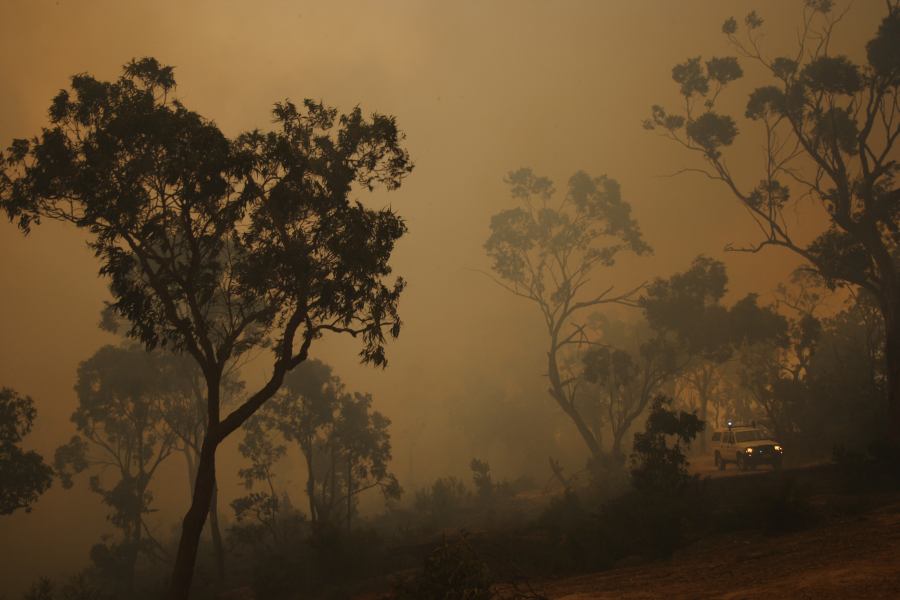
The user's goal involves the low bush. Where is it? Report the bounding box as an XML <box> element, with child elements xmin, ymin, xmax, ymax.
<box><xmin>388</xmin><ymin>534</ymin><xmax>548</xmax><ymax>600</ymax></box>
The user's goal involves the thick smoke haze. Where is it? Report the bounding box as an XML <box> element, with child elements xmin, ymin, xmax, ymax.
<box><xmin>0</xmin><ymin>1</ymin><xmax>888</xmax><ymax>595</ymax></box>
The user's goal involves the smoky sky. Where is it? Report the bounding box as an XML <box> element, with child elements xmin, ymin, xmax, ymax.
<box><xmin>0</xmin><ymin>0</ymin><xmax>887</xmax><ymax>593</ymax></box>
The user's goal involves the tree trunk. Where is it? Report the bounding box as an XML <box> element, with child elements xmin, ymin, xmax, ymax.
<box><xmin>611</xmin><ymin>428</ymin><xmax>625</xmax><ymax>462</ymax></box>
<box><xmin>208</xmin><ymin>480</ymin><xmax>225</xmax><ymax>584</ymax></box>
<box><xmin>185</xmin><ymin>451</ymin><xmax>196</xmax><ymax>495</ymax></box>
<box><xmin>884</xmin><ymin>308</ymin><xmax>900</xmax><ymax>444</ymax></box>
<box><xmin>699</xmin><ymin>390</ymin><xmax>709</xmax><ymax>453</ymax></box>
<box><xmin>304</xmin><ymin>444</ymin><xmax>317</xmax><ymax>523</ymax></box>
<box><xmin>563</xmin><ymin>403</ymin><xmax>603</xmax><ymax>458</ymax></box>
<box><xmin>693</xmin><ymin>366</ymin><xmax>714</xmax><ymax>453</ymax></box>
<box><xmin>168</xmin><ymin>436</ymin><xmax>217</xmax><ymax>600</ymax></box>
<box><xmin>330</xmin><ymin>445</ymin><xmax>337</xmax><ymax>519</ymax></box>
<box><xmin>346</xmin><ymin>456</ymin><xmax>354</xmax><ymax>531</ymax></box>
<box><xmin>184</xmin><ymin>442</ymin><xmax>224</xmax><ymax>586</ymax></box>
<box><xmin>125</xmin><ymin>509</ymin><xmax>140</xmax><ymax>594</ymax></box>
<box><xmin>547</xmin><ymin>340</ymin><xmax>602</xmax><ymax>458</ymax></box>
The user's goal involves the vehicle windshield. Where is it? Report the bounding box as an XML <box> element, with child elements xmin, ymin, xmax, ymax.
<box><xmin>734</xmin><ymin>430</ymin><xmax>765</xmax><ymax>442</ymax></box>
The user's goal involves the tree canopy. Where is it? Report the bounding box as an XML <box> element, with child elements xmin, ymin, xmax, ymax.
<box><xmin>0</xmin><ymin>388</ymin><xmax>53</xmax><ymax>515</ymax></box>
<box><xmin>645</xmin><ymin>2</ymin><xmax>900</xmax><ymax>436</ymax></box>
<box><xmin>0</xmin><ymin>57</ymin><xmax>413</xmax><ymax>598</ymax></box>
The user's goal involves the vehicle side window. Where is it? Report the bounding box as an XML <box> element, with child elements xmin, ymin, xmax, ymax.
<box><xmin>712</xmin><ymin>432</ymin><xmax>721</xmax><ymax>442</ymax></box>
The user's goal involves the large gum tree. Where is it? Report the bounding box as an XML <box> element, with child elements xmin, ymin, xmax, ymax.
<box><xmin>0</xmin><ymin>58</ymin><xmax>413</xmax><ymax>598</ymax></box>
<box><xmin>484</xmin><ymin>168</ymin><xmax>650</xmax><ymax>459</ymax></box>
<box><xmin>645</xmin><ymin>2</ymin><xmax>900</xmax><ymax>438</ymax></box>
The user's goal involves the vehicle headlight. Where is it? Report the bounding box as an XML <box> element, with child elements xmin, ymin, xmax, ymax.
<box><xmin>774</xmin><ymin>445</ymin><xmax>783</xmax><ymax>452</ymax></box>
<box><xmin>745</xmin><ymin>447</ymin><xmax>753</xmax><ymax>454</ymax></box>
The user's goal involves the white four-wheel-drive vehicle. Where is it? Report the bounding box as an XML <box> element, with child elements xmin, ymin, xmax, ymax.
<box><xmin>711</xmin><ymin>424</ymin><xmax>783</xmax><ymax>471</ymax></box>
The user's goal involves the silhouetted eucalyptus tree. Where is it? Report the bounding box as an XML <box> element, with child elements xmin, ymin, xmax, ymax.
<box><xmin>0</xmin><ymin>58</ymin><xmax>412</xmax><ymax>599</ymax></box>
<box><xmin>0</xmin><ymin>388</ymin><xmax>53</xmax><ymax>515</ymax></box>
<box><xmin>155</xmin><ymin>352</ymin><xmax>244</xmax><ymax>583</ymax></box>
<box><xmin>484</xmin><ymin>169</ymin><xmax>650</xmax><ymax>458</ymax></box>
<box><xmin>54</xmin><ymin>345</ymin><xmax>177</xmax><ymax>593</ymax></box>
<box><xmin>645</xmin><ymin>2</ymin><xmax>900</xmax><ymax>437</ymax></box>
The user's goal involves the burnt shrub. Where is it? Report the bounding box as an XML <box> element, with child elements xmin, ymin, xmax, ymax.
<box><xmin>389</xmin><ymin>535</ymin><xmax>493</xmax><ymax>600</ymax></box>
<box><xmin>388</xmin><ymin>534</ymin><xmax>548</xmax><ymax>600</ymax></box>
<box><xmin>534</xmin><ymin>396</ymin><xmax>705</xmax><ymax>568</ymax></box>
<box><xmin>413</xmin><ymin>476</ymin><xmax>471</xmax><ymax>531</ymax></box>
<box><xmin>537</xmin><ymin>490</ymin><xmax>613</xmax><ymax>571</ymax></box>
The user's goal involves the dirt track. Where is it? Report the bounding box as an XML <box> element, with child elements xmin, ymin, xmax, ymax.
<box><xmin>541</xmin><ymin>493</ymin><xmax>900</xmax><ymax>599</ymax></box>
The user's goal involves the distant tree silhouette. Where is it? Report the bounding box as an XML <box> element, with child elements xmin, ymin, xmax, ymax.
<box><xmin>414</xmin><ymin>476</ymin><xmax>469</xmax><ymax>529</ymax></box>
<box><xmin>645</xmin><ymin>2</ymin><xmax>900</xmax><ymax>439</ymax></box>
<box><xmin>248</xmin><ymin>360</ymin><xmax>401</xmax><ymax>529</ymax></box>
<box><xmin>740</xmin><ymin>288</ymin><xmax>886</xmax><ymax>451</ymax></box>
<box><xmin>54</xmin><ymin>345</ymin><xmax>177</xmax><ymax>593</ymax></box>
<box><xmin>332</xmin><ymin>391</ymin><xmax>400</xmax><ymax>528</ymax></box>
<box><xmin>0</xmin><ymin>388</ymin><xmax>52</xmax><ymax>515</ymax></box>
<box><xmin>581</xmin><ymin>319</ymin><xmax>682</xmax><ymax>461</ymax></box>
<box><xmin>641</xmin><ymin>256</ymin><xmax>786</xmax><ymax>449</ymax></box>
<box><xmin>230</xmin><ymin>414</ymin><xmax>289</xmax><ymax>549</ymax></box>
<box><xmin>736</xmin><ymin>303</ymin><xmax>822</xmax><ymax>440</ymax></box>
<box><xmin>0</xmin><ymin>58</ymin><xmax>413</xmax><ymax>599</ymax></box>
<box><xmin>469</xmin><ymin>458</ymin><xmax>494</xmax><ymax>500</ymax></box>
<box><xmin>100</xmin><ymin>306</ymin><xmax>240</xmax><ymax>582</ymax></box>
<box><xmin>262</xmin><ymin>359</ymin><xmax>337</xmax><ymax>524</ymax></box>
<box><xmin>484</xmin><ymin>168</ymin><xmax>650</xmax><ymax>459</ymax></box>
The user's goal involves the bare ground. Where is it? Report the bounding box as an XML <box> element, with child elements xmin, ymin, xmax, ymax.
<box><xmin>540</xmin><ymin>492</ymin><xmax>900</xmax><ymax>600</ymax></box>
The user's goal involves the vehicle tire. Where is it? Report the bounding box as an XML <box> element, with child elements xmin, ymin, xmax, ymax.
<box><xmin>715</xmin><ymin>452</ymin><xmax>724</xmax><ymax>470</ymax></box>
<box><xmin>737</xmin><ymin>454</ymin><xmax>747</xmax><ymax>471</ymax></box>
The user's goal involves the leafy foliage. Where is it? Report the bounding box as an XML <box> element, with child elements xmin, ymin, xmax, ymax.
<box><xmin>1</xmin><ymin>58</ymin><xmax>411</xmax><ymax>370</ymax></box>
<box><xmin>630</xmin><ymin>396</ymin><xmax>704</xmax><ymax>494</ymax></box>
<box><xmin>0</xmin><ymin>388</ymin><xmax>53</xmax><ymax>515</ymax></box>
<box><xmin>647</xmin><ymin>4</ymin><xmax>899</xmax><ymax>297</ymax></box>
